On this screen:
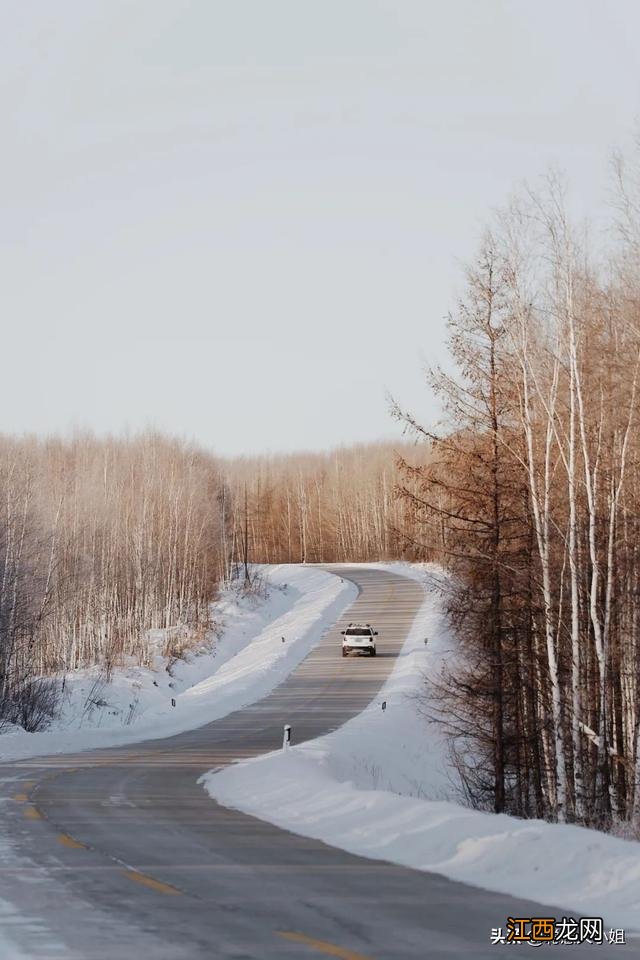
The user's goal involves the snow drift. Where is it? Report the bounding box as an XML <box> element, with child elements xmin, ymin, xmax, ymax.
<box><xmin>0</xmin><ymin>565</ymin><xmax>356</xmax><ymax>763</ymax></box>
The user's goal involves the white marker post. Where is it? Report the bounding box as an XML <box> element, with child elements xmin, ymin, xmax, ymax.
<box><xmin>283</xmin><ymin>724</ymin><xmax>292</xmax><ymax>750</ymax></box>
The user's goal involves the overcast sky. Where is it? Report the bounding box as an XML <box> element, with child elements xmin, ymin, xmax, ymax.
<box><xmin>2</xmin><ymin>1</ymin><xmax>640</xmax><ymax>456</ymax></box>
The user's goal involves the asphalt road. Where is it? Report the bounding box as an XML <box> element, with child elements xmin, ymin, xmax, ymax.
<box><xmin>0</xmin><ymin>566</ymin><xmax>635</xmax><ymax>960</ymax></box>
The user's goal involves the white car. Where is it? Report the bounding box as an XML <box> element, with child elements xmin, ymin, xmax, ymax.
<box><xmin>341</xmin><ymin>623</ymin><xmax>378</xmax><ymax>657</ymax></box>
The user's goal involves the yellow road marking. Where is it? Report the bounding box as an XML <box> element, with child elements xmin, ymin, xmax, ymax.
<box><xmin>57</xmin><ymin>833</ymin><xmax>87</xmax><ymax>850</ymax></box>
<box><xmin>14</xmin><ymin>793</ymin><xmax>29</xmax><ymax>803</ymax></box>
<box><xmin>278</xmin><ymin>931</ymin><xmax>374</xmax><ymax>960</ymax></box>
<box><xmin>122</xmin><ymin>869</ymin><xmax>181</xmax><ymax>896</ymax></box>
<box><xmin>23</xmin><ymin>805</ymin><xmax>42</xmax><ymax>820</ymax></box>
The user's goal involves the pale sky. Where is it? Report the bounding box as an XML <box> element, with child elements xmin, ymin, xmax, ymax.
<box><xmin>2</xmin><ymin>1</ymin><xmax>640</xmax><ymax>455</ymax></box>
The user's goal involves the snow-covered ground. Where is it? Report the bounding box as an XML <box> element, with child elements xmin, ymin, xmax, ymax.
<box><xmin>0</xmin><ymin>902</ymin><xmax>29</xmax><ymax>960</ymax></box>
<box><xmin>0</xmin><ymin>565</ymin><xmax>356</xmax><ymax>763</ymax></box>
<box><xmin>202</xmin><ymin>562</ymin><xmax>640</xmax><ymax>933</ymax></box>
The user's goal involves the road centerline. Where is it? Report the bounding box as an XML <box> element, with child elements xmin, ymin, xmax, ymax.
<box><xmin>278</xmin><ymin>930</ymin><xmax>374</xmax><ymax>959</ymax></box>
<box><xmin>122</xmin><ymin>868</ymin><xmax>182</xmax><ymax>896</ymax></box>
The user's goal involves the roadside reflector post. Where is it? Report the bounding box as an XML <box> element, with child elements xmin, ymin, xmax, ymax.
<box><xmin>283</xmin><ymin>724</ymin><xmax>292</xmax><ymax>750</ymax></box>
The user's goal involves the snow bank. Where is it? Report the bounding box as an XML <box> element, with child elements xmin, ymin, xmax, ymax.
<box><xmin>202</xmin><ymin>562</ymin><xmax>640</xmax><ymax>932</ymax></box>
<box><xmin>0</xmin><ymin>565</ymin><xmax>356</xmax><ymax>763</ymax></box>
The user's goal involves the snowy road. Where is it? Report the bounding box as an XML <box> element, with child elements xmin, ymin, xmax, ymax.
<box><xmin>0</xmin><ymin>567</ymin><xmax>633</xmax><ymax>959</ymax></box>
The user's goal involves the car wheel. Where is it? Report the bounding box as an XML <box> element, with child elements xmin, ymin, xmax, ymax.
<box><xmin>342</xmin><ymin>648</ymin><xmax>348</xmax><ymax>657</ymax></box>
<box><xmin>370</xmin><ymin>648</ymin><xmax>376</xmax><ymax>656</ymax></box>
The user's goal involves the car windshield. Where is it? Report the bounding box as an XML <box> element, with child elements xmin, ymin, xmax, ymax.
<box><xmin>345</xmin><ymin>628</ymin><xmax>371</xmax><ymax>636</ymax></box>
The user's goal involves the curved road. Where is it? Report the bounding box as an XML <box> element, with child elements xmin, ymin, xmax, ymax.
<box><xmin>0</xmin><ymin>567</ymin><xmax>633</xmax><ymax>959</ymax></box>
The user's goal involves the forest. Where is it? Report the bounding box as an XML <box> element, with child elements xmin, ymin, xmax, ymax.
<box><xmin>0</xmin><ymin>434</ymin><xmax>224</xmax><ymax>729</ymax></box>
<box><xmin>0</xmin><ymin>433</ymin><xmax>424</xmax><ymax>732</ymax></box>
<box><xmin>222</xmin><ymin>443</ymin><xmax>429</xmax><ymax>570</ymax></box>
<box><xmin>394</xmin><ymin>155</ymin><xmax>640</xmax><ymax>831</ymax></box>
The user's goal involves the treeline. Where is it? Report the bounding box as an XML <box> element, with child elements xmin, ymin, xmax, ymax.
<box><xmin>0</xmin><ymin>433</ymin><xmax>224</xmax><ymax>728</ymax></box>
<box><xmin>223</xmin><ymin>442</ymin><xmax>429</xmax><ymax>568</ymax></box>
<box><xmin>396</xmin><ymin>162</ymin><xmax>640</xmax><ymax>830</ymax></box>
